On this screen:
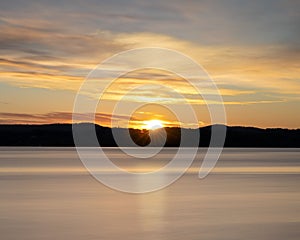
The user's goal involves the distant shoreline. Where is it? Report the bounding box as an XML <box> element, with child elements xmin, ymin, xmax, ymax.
<box><xmin>0</xmin><ymin>123</ymin><xmax>299</xmax><ymax>147</ymax></box>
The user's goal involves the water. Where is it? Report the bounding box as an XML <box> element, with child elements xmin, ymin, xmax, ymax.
<box><xmin>0</xmin><ymin>148</ymin><xmax>299</xmax><ymax>240</ymax></box>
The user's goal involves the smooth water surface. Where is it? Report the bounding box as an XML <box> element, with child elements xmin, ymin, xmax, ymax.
<box><xmin>0</xmin><ymin>148</ymin><xmax>299</xmax><ymax>240</ymax></box>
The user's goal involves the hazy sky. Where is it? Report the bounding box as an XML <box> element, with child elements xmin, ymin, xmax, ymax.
<box><xmin>0</xmin><ymin>0</ymin><xmax>299</xmax><ymax>128</ymax></box>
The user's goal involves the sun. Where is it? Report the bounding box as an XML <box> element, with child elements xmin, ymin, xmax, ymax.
<box><xmin>143</xmin><ymin>120</ymin><xmax>164</xmax><ymax>130</ymax></box>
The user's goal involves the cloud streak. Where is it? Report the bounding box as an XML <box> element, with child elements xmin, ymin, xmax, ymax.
<box><xmin>1</xmin><ymin>24</ymin><xmax>299</xmax><ymax>103</ymax></box>
<box><xmin>0</xmin><ymin>112</ymin><xmax>140</xmax><ymax>126</ymax></box>
<box><xmin>0</xmin><ymin>0</ymin><xmax>299</xmax><ymax>128</ymax></box>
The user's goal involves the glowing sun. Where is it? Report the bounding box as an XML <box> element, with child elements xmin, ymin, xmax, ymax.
<box><xmin>143</xmin><ymin>120</ymin><xmax>164</xmax><ymax>130</ymax></box>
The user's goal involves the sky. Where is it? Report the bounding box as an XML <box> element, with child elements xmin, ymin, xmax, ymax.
<box><xmin>0</xmin><ymin>0</ymin><xmax>299</xmax><ymax>128</ymax></box>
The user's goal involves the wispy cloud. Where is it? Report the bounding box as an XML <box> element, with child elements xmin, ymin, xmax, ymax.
<box><xmin>1</xmin><ymin>24</ymin><xmax>299</xmax><ymax>104</ymax></box>
<box><xmin>0</xmin><ymin>112</ymin><xmax>139</xmax><ymax>126</ymax></box>
<box><xmin>0</xmin><ymin>21</ymin><xmax>300</xmax><ymax>98</ymax></box>
<box><xmin>0</xmin><ymin>0</ymin><xmax>299</xmax><ymax>127</ymax></box>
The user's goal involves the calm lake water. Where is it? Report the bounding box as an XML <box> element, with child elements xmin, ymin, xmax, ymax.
<box><xmin>0</xmin><ymin>148</ymin><xmax>299</xmax><ymax>240</ymax></box>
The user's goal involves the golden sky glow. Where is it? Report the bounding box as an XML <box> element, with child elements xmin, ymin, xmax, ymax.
<box><xmin>143</xmin><ymin>120</ymin><xmax>164</xmax><ymax>130</ymax></box>
<box><xmin>0</xmin><ymin>0</ymin><xmax>299</xmax><ymax>128</ymax></box>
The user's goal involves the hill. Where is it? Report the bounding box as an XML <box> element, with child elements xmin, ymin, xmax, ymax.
<box><xmin>0</xmin><ymin>123</ymin><xmax>299</xmax><ymax>147</ymax></box>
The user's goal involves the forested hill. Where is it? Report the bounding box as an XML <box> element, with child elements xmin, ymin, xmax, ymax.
<box><xmin>0</xmin><ymin>124</ymin><xmax>299</xmax><ymax>147</ymax></box>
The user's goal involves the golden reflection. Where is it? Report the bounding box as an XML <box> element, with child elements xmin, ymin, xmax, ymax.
<box><xmin>138</xmin><ymin>175</ymin><xmax>166</xmax><ymax>239</ymax></box>
<box><xmin>1</xmin><ymin>166</ymin><xmax>300</xmax><ymax>174</ymax></box>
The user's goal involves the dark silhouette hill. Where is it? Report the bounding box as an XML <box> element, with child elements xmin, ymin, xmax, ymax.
<box><xmin>0</xmin><ymin>123</ymin><xmax>299</xmax><ymax>147</ymax></box>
